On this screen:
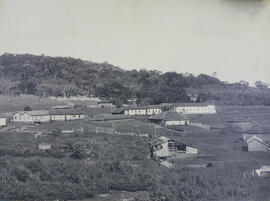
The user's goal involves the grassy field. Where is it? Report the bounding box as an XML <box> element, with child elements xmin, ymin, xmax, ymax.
<box><xmin>0</xmin><ymin>94</ymin><xmax>62</xmax><ymax>112</ymax></box>
<box><xmin>0</xmin><ymin>104</ymin><xmax>270</xmax><ymax>200</ymax></box>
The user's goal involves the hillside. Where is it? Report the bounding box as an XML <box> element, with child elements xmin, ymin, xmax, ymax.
<box><xmin>0</xmin><ymin>53</ymin><xmax>269</xmax><ymax>106</ymax></box>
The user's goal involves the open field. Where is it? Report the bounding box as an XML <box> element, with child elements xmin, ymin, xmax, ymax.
<box><xmin>0</xmin><ymin>94</ymin><xmax>62</xmax><ymax>112</ymax></box>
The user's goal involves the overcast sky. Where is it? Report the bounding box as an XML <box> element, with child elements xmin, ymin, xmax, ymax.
<box><xmin>0</xmin><ymin>0</ymin><xmax>269</xmax><ymax>85</ymax></box>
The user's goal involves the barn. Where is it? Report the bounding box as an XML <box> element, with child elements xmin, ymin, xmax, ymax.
<box><xmin>246</xmin><ymin>135</ymin><xmax>269</xmax><ymax>152</ymax></box>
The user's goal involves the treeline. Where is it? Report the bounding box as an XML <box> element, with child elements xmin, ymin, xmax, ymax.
<box><xmin>0</xmin><ymin>53</ymin><xmax>270</xmax><ymax>106</ymax></box>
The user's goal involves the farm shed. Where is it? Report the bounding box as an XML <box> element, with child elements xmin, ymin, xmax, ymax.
<box><xmin>242</xmin><ymin>126</ymin><xmax>270</xmax><ymax>152</ymax></box>
<box><xmin>245</xmin><ymin>135</ymin><xmax>270</xmax><ymax>152</ymax></box>
<box><xmin>148</xmin><ymin>111</ymin><xmax>190</xmax><ymax>126</ymax></box>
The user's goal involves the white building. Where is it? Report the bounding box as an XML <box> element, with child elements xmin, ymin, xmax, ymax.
<box><xmin>13</xmin><ymin>111</ymin><xmax>50</xmax><ymax>123</ymax></box>
<box><xmin>0</xmin><ymin>117</ymin><xmax>6</xmax><ymax>127</ymax></box>
<box><xmin>255</xmin><ymin>166</ymin><xmax>270</xmax><ymax>177</ymax></box>
<box><xmin>168</xmin><ymin>103</ymin><xmax>216</xmax><ymax>114</ymax></box>
<box><xmin>124</xmin><ymin>106</ymin><xmax>162</xmax><ymax>116</ymax></box>
<box><xmin>13</xmin><ymin>109</ymin><xmax>85</xmax><ymax>123</ymax></box>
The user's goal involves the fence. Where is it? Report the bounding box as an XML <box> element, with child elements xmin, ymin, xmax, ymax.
<box><xmin>190</xmin><ymin>122</ymin><xmax>210</xmax><ymax>130</ymax></box>
<box><xmin>95</xmin><ymin>126</ymin><xmax>149</xmax><ymax>137</ymax></box>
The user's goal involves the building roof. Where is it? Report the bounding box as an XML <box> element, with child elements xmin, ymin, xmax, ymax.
<box><xmin>246</xmin><ymin>135</ymin><xmax>270</xmax><ymax>147</ymax></box>
<box><xmin>161</xmin><ymin>102</ymin><xmax>215</xmax><ymax>107</ymax></box>
<box><xmin>49</xmin><ymin>109</ymin><xmax>85</xmax><ymax>115</ymax></box>
<box><xmin>14</xmin><ymin>111</ymin><xmax>49</xmax><ymax>116</ymax></box>
<box><xmin>125</xmin><ymin>105</ymin><xmax>162</xmax><ymax>110</ymax></box>
<box><xmin>148</xmin><ymin>111</ymin><xmax>190</xmax><ymax>121</ymax></box>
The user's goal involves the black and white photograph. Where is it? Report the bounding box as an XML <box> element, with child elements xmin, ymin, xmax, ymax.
<box><xmin>0</xmin><ymin>0</ymin><xmax>270</xmax><ymax>200</ymax></box>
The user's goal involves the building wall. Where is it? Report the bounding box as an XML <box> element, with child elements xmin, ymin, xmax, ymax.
<box><xmin>33</xmin><ymin>115</ymin><xmax>51</xmax><ymax>122</ymax></box>
<box><xmin>125</xmin><ymin>108</ymin><xmax>161</xmax><ymax>116</ymax></box>
<box><xmin>20</xmin><ymin>113</ymin><xmax>34</xmax><ymax>123</ymax></box>
<box><xmin>165</xmin><ymin>120</ymin><xmax>189</xmax><ymax>126</ymax></box>
<box><xmin>13</xmin><ymin>113</ymin><xmax>23</xmax><ymax>122</ymax></box>
<box><xmin>0</xmin><ymin>118</ymin><xmax>6</xmax><ymax>127</ymax></box>
<box><xmin>51</xmin><ymin>115</ymin><xmax>66</xmax><ymax>121</ymax></box>
<box><xmin>248</xmin><ymin>140</ymin><xmax>268</xmax><ymax>152</ymax></box>
<box><xmin>186</xmin><ymin>146</ymin><xmax>198</xmax><ymax>154</ymax></box>
<box><xmin>173</xmin><ymin>105</ymin><xmax>216</xmax><ymax>114</ymax></box>
<box><xmin>66</xmin><ymin>114</ymin><xmax>85</xmax><ymax>120</ymax></box>
<box><xmin>154</xmin><ymin>141</ymin><xmax>170</xmax><ymax>158</ymax></box>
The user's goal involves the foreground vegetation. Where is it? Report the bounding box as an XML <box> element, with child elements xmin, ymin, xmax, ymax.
<box><xmin>0</xmin><ymin>126</ymin><xmax>265</xmax><ymax>201</ymax></box>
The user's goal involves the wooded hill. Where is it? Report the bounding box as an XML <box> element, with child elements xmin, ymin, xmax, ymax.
<box><xmin>0</xmin><ymin>53</ymin><xmax>269</xmax><ymax>106</ymax></box>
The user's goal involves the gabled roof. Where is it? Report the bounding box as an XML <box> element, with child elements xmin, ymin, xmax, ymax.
<box><xmin>14</xmin><ymin>111</ymin><xmax>49</xmax><ymax>116</ymax></box>
<box><xmin>148</xmin><ymin>111</ymin><xmax>190</xmax><ymax>121</ymax></box>
<box><xmin>247</xmin><ymin>135</ymin><xmax>270</xmax><ymax>147</ymax></box>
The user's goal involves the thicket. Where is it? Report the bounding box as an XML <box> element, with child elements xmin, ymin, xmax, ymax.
<box><xmin>1</xmin><ymin>53</ymin><xmax>270</xmax><ymax>106</ymax></box>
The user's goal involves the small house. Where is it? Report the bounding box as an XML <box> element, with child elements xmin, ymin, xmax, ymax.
<box><xmin>13</xmin><ymin>111</ymin><xmax>50</xmax><ymax>123</ymax></box>
<box><xmin>148</xmin><ymin>111</ymin><xmax>190</xmax><ymax>126</ymax></box>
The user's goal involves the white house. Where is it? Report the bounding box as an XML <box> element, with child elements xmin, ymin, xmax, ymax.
<box><xmin>13</xmin><ymin>111</ymin><xmax>50</xmax><ymax>123</ymax></box>
<box><xmin>167</xmin><ymin>103</ymin><xmax>216</xmax><ymax>114</ymax></box>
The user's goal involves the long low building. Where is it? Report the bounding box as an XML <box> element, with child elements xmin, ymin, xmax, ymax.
<box><xmin>163</xmin><ymin>103</ymin><xmax>216</xmax><ymax>114</ymax></box>
<box><xmin>13</xmin><ymin>109</ymin><xmax>85</xmax><ymax>123</ymax></box>
<box><xmin>112</xmin><ymin>105</ymin><xmax>162</xmax><ymax>116</ymax></box>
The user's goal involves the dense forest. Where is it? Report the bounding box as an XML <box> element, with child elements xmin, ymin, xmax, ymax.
<box><xmin>0</xmin><ymin>53</ymin><xmax>269</xmax><ymax>106</ymax></box>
